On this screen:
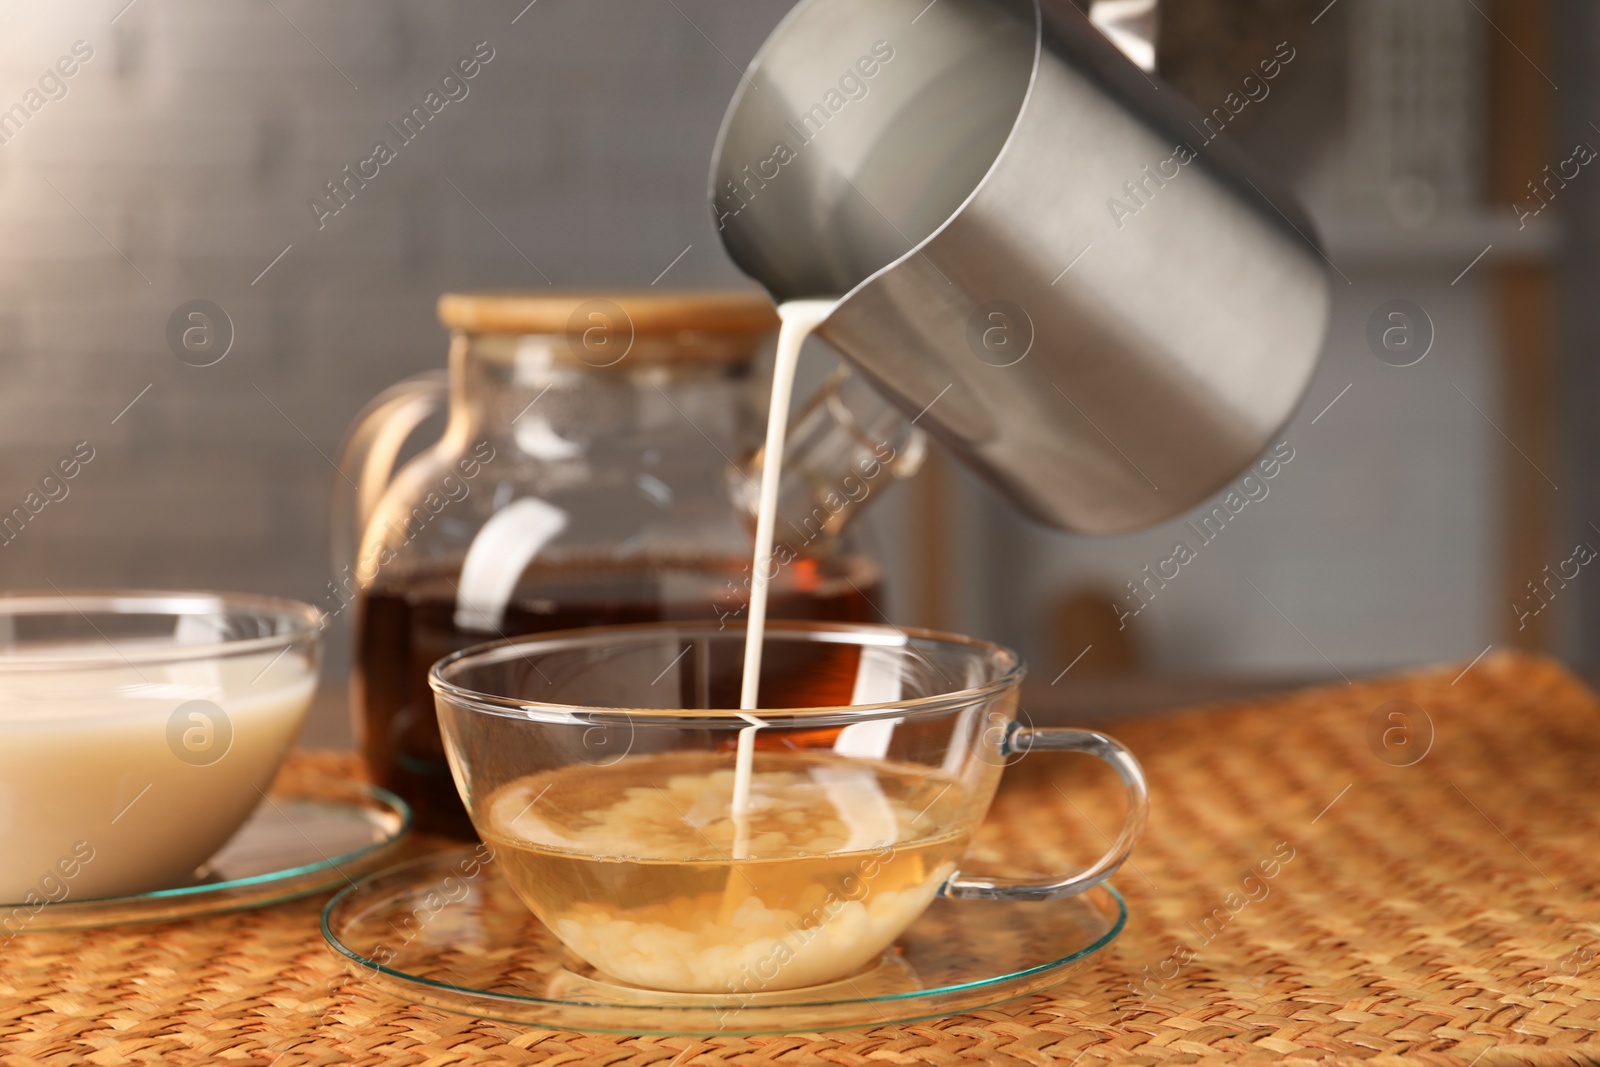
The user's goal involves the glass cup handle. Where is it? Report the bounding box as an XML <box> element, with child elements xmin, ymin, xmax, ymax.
<box><xmin>729</xmin><ymin>366</ymin><xmax>927</xmax><ymax>540</ymax></box>
<box><xmin>331</xmin><ymin>370</ymin><xmax>448</xmax><ymax>580</ymax></box>
<box><xmin>941</xmin><ymin>726</ymin><xmax>1149</xmax><ymax>901</ymax></box>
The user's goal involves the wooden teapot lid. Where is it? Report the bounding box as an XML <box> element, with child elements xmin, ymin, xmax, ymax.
<box><xmin>437</xmin><ymin>290</ymin><xmax>779</xmax><ymax>338</ymax></box>
<box><xmin>438</xmin><ymin>291</ymin><xmax>780</xmax><ymax>365</ymax></box>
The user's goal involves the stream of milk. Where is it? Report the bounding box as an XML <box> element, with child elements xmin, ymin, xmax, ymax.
<box><xmin>731</xmin><ymin>298</ymin><xmax>838</xmax><ymax>857</ymax></box>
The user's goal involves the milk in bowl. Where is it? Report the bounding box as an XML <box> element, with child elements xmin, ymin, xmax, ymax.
<box><xmin>0</xmin><ymin>592</ymin><xmax>321</xmax><ymax>903</ymax></box>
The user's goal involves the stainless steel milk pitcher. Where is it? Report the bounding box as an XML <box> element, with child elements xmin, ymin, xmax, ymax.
<box><xmin>710</xmin><ymin>0</ymin><xmax>1329</xmax><ymax>534</ymax></box>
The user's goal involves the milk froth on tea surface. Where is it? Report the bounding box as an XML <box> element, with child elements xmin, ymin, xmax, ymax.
<box><xmin>482</xmin><ymin>751</ymin><xmax>967</xmax><ymax>993</ymax></box>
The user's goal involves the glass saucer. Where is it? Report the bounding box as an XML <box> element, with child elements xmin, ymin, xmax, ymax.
<box><xmin>17</xmin><ymin>777</ymin><xmax>410</xmax><ymax>931</ymax></box>
<box><xmin>321</xmin><ymin>846</ymin><xmax>1125</xmax><ymax>1035</ymax></box>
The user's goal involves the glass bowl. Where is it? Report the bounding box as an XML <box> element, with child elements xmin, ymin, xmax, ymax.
<box><xmin>17</xmin><ymin>775</ymin><xmax>409</xmax><ymax>931</ymax></box>
<box><xmin>0</xmin><ymin>590</ymin><xmax>322</xmax><ymax>904</ymax></box>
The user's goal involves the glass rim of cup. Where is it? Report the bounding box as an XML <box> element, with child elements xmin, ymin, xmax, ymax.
<box><xmin>0</xmin><ymin>589</ymin><xmax>323</xmax><ymax>673</ymax></box>
<box><xmin>429</xmin><ymin>619</ymin><xmax>1025</xmax><ymax>727</ymax></box>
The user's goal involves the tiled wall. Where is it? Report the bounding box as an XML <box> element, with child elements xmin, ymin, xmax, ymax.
<box><xmin>0</xmin><ymin>1</ymin><xmax>1536</xmax><ymax>743</ymax></box>
<box><xmin>0</xmin><ymin>1</ymin><xmax>793</xmax><ymax>741</ymax></box>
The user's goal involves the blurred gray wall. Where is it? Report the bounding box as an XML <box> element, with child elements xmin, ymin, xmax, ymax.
<box><xmin>0</xmin><ymin>1</ymin><xmax>792</xmax><ymax>743</ymax></box>
<box><xmin>0</xmin><ymin>0</ymin><xmax>1558</xmax><ymax>742</ymax></box>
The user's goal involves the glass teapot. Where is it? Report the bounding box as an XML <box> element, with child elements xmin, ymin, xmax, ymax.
<box><xmin>334</xmin><ymin>291</ymin><xmax>923</xmax><ymax>836</ymax></box>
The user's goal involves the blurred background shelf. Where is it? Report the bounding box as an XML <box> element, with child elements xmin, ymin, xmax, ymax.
<box><xmin>1318</xmin><ymin>211</ymin><xmax>1561</xmax><ymax>268</ymax></box>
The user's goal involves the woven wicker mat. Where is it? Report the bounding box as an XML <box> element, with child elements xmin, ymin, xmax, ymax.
<box><xmin>3</xmin><ymin>651</ymin><xmax>1598</xmax><ymax>1066</ymax></box>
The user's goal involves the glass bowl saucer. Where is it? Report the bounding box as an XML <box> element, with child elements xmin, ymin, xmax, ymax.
<box><xmin>320</xmin><ymin>846</ymin><xmax>1125</xmax><ymax>1035</ymax></box>
<box><xmin>12</xmin><ymin>777</ymin><xmax>410</xmax><ymax>931</ymax></box>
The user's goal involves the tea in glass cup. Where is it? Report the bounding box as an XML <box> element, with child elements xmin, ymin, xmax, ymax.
<box><xmin>431</xmin><ymin>621</ymin><xmax>1146</xmax><ymax>994</ymax></box>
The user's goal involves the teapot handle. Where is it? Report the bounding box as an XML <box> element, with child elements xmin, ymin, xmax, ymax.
<box><xmin>730</xmin><ymin>367</ymin><xmax>926</xmax><ymax>541</ymax></box>
<box><xmin>1088</xmin><ymin>0</ymin><xmax>1158</xmax><ymax>71</ymax></box>
<box><xmin>332</xmin><ymin>371</ymin><xmax>449</xmax><ymax>583</ymax></box>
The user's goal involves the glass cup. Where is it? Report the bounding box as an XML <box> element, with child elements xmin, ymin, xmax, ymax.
<box><xmin>0</xmin><ymin>591</ymin><xmax>322</xmax><ymax>904</ymax></box>
<box><xmin>431</xmin><ymin>620</ymin><xmax>1147</xmax><ymax>995</ymax></box>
